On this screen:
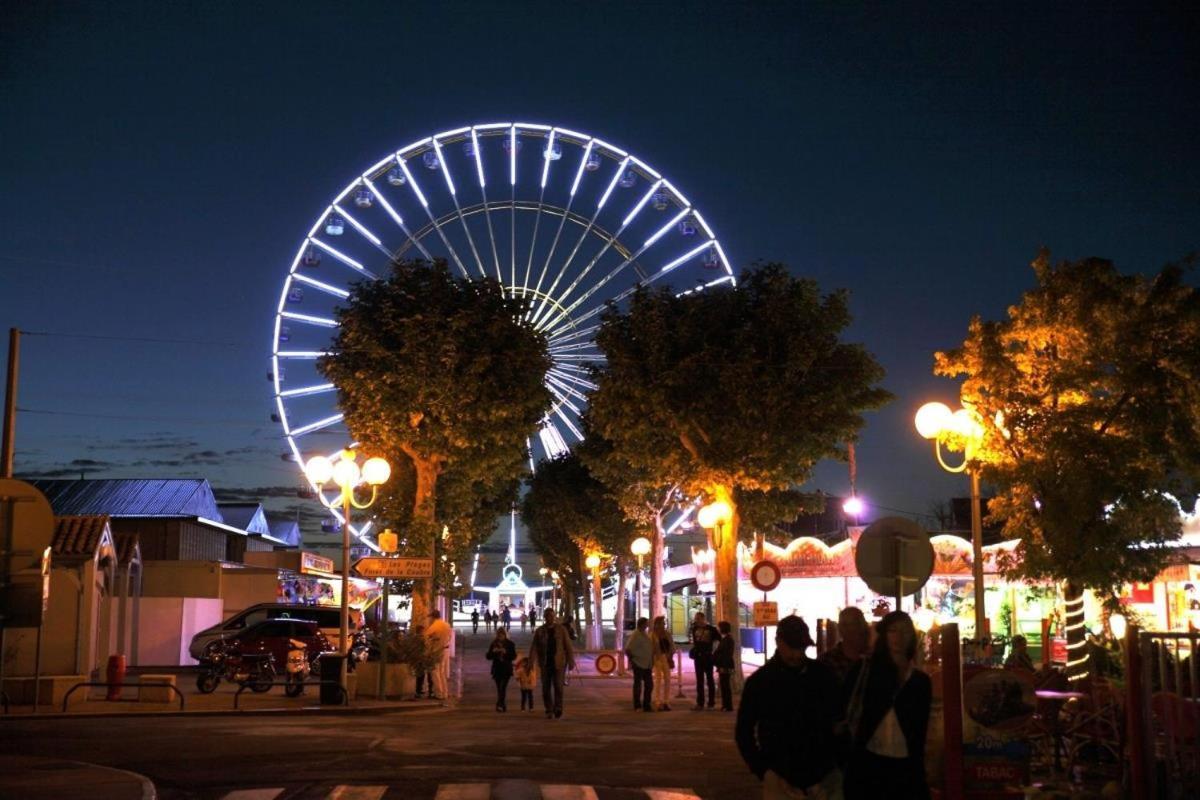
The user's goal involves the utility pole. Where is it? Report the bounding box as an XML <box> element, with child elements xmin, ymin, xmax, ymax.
<box><xmin>2</xmin><ymin>328</ymin><xmax>18</xmax><ymax>478</ymax></box>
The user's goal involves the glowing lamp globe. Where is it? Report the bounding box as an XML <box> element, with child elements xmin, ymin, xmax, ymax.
<box><xmin>951</xmin><ymin>408</ymin><xmax>984</xmax><ymax>442</ymax></box>
<box><xmin>842</xmin><ymin>496</ymin><xmax>865</xmax><ymax>517</ymax></box>
<box><xmin>697</xmin><ymin>500</ymin><xmax>732</xmax><ymax>529</ymax></box>
<box><xmin>913</xmin><ymin>606</ymin><xmax>937</xmax><ymax>633</ymax></box>
<box><xmin>585</xmin><ymin>553</ymin><xmax>601</xmax><ymax>570</ymax></box>
<box><xmin>378</xmin><ymin>528</ymin><xmax>398</xmax><ymax>553</ymax></box>
<box><xmin>1109</xmin><ymin>613</ymin><xmax>1127</xmax><ymax>641</ymax></box>
<box><xmin>630</xmin><ymin>536</ymin><xmax>651</xmax><ymax>557</ymax></box>
<box><xmin>539</xmin><ymin>566</ymin><xmax>549</xmax><ymax>576</ymax></box>
<box><xmin>332</xmin><ymin>457</ymin><xmax>361</xmax><ymax>488</ymax></box>
<box><xmin>304</xmin><ymin>455</ymin><xmax>334</xmax><ymax>485</ymax></box>
<box><xmin>362</xmin><ymin>457</ymin><xmax>391</xmax><ymax>486</ymax></box>
<box><xmin>915</xmin><ymin>402</ymin><xmax>953</xmax><ymax>440</ymax></box>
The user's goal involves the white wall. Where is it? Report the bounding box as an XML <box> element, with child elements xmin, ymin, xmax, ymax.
<box><xmin>133</xmin><ymin>597</ymin><xmax>224</xmax><ymax>666</ymax></box>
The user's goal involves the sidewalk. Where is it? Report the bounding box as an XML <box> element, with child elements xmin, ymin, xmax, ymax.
<box><xmin>0</xmin><ymin>755</ymin><xmax>155</xmax><ymax>800</ymax></box>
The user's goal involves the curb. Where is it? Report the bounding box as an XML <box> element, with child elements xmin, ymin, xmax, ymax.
<box><xmin>0</xmin><ymin>757</ymin><xmax>156</xmax><ymax>800</ymax></box>
<box><xmin>1</xmin><ymin>701</ymin><xmax>451</xmax><ymax>721</ymax></box>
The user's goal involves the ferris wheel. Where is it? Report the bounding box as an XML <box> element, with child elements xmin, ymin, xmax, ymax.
<box><xmin>271</xmin><ymin>121</ymin><xmax>735</xmax><ymax>539</ymax></box>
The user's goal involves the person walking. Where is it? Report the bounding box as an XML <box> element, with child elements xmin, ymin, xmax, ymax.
<box><xmin>529</xmin><ymin>607</ymin><xmax>576</xmax><ymax>718</ymax></box>
<box><xmin>624</xmin><ymin>617</ymin><xmax>655</xmax><ymax>711</ymax></box>
<box><xmin>714</xmin><ymin>620</ymin><xmax>736</xmax><ymax>712</ymax></box>
<box><xmin>820</xmin><ymin>606</ymin><xmax>871</xmax><ymax>689</ymax></box>
<box><xmin>471</xmin><ymin>608</ymin><xmax>480</xmax><ymax>635</ymax></box>
<box><xmin>486</xmin><ymin>626</ymin><xmax>517</xmax><ymax>712</ymax></box>
<box><xmin>425</xmin><ymin>609</ymin><xmax>453</xmax><ymax>702</ymax></box>
<box><xmin>842</xmin><ymin>611</ymin><xmax>932</xmax><ymax>800</ymax></box>
<box><xmin>689</xmin><ymin>611</ymin><xmax>719</xmax><ymax>709</ymax></box>
<box><xmin>515</xmin><ymin>655</ymin><xmax>539</xmax><ymax>711</ymax></box>
<box><xmin>520</xmin><ymin>607</ymin><xmax>528</xmax><ymax>632</ymax></box>
<box><xmin>410</xmin><ymin>624</ymin><xmax>433</xmax><ymax>700</ymax></box>
<box><xmin>527</xmin><ymin>606</ymin><xmax>537</xmax><ymax>628</ymax></box>
<box><xmin>501</xmin><ymin>605</ymin><xmax>512</xmax><ymax>630</ymax></box>
<box><xmin>651</xmin><ymin>616</ymin><xmax>675</xmax><ymax>711</ymax></box>
<box><xmin>735</xmin><ymin>615</ymin><xmax>842</xmax><ymax>799</ymax></box>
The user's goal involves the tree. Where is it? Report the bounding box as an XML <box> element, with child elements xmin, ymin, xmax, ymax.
<box><xmin>521</xmin><ymin>452</ymin><xmax>637</xmax><ymax>643</ymax></box>
<box><xmin>319</xmin><ymin>260</ymin><xmax>552</xmax><ymax>622</ymax></box>
<box><xmin>935</xmin><ymin>253</ymin><xmax>1200</xmax><ymax>675</ymax></box>
<box><xmin>587</xmin><ymin>263</ymin><xmax>890</xmax><ymax>686</ymax></box>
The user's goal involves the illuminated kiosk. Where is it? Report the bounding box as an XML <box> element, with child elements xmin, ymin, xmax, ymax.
<box><xmin>472</xmin><ymin>510</ymin><xmax>548</xmax><ymax>615</ymax></box>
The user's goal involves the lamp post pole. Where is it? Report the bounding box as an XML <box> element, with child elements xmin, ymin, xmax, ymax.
<box><xmin>340</xmin><ymin>489</ymin><xmax>352</xmax><ymax>687</ymax></box>
<box><xmin>916</xmin><ymin>402</ymin><xmax>987</xmax><ymax>639</ymax></box>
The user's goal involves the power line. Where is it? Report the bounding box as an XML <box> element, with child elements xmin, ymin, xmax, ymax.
<box><xmin>23</xmin><ymin>330</ymin><xmax>251</xmax><ymax>348</ymax></box>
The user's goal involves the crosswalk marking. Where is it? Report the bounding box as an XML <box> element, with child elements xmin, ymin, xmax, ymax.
<box><xmin>540</xmin><ymin>786</ymin><xmax>599</xmax><ymax>800</ymax></box>
<box><xmin>219</xmin><ymin>791</ymin><xmax>285</xmax><ymax>800</ymax></box>
<box><xmin>329</xmin><ymin>787</ymin><xmax>388</xmax><ymax>800</ymax></box>
<box><xmin>434</xmin><ymin>784</ymin><xmax>491</xmax><ymax>800</ymax></box>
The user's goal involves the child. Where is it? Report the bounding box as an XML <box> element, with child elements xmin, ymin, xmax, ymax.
<box><xmin>713</xmin><ymin>620</ymin><xmax>735</xmax><ymax>711</ymax></box>
<box><xmin>515</xmin><ymin>655</ymin><xmax>539</xmax><ymax>711</ymax></box>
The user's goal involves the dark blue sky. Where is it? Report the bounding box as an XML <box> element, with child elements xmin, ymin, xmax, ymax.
<box><xmin>2</xmin><ymin>2</ymin><xmax>1197</xmax><ymax>529</ymax></box>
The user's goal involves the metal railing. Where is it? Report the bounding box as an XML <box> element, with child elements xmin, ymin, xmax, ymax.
<box><xmin>1132</xmin><ymin>630</ymin><xmax>1199</xmax><ymax>800</ymax></box>
<box><xmin>61</xmin><ymin>681</ymin><xmax>186</xmax><ymax>712</ymax></box>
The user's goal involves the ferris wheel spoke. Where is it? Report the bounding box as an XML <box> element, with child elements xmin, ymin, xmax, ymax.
<box><xmin>309</xmin><ymin>238</ymin><xmax>376</xmax><ymax>278</ymax></box>
<box><xmin>530</xmin><ymin>156</ymin><xmax>630</xmax><ymax>328</ymax></box>
<box><xmin>544</xmin><ymin>206</ymin><xmax>692</xmax><ymax>335</ymax></box>
<box><xmin>290</xmin><ymin>273</ymin><xmax>350</xmax><ymax>299</ymax></box>
<box><xmin>280</xmin><ymin>311</ymin><xmax>338</xmax><ymax>328</ymax></box>
<box><xmin>278</xmin><ymin>382</ymin><xmax>336</xmax><ymax>398</ymax></box>
<box><xmin>551</xmin><ymin>403</ymin><xmax>585</xmax><ymax>441</ymax></box>
<box><xmin>469</xmin><ymin>129</ymin><xmax>505</xmax><ymax>284</ymax></box>
<box><xmin>545</xmin><ymin>374</ymin><xmax>589</xmax><ymax>407</ymax></box>
<box><xmin>332</xmin><ymin>203</ymin><xmax>391</xmax><ymax>259</ymax></box>
<box><xmin>399</xmin><ymin>158</ymin><xmax>472</xmax><ymax>278</ymax></box>
<box><xmin>546</xmin><ymin>361</ymin><xmax>600</xmax><ymax>379</ymax></box>
<box><xmin>538</xmin><ymin>179</ymin><xmax>663</xmax><ymax>333</ymax></box>
<box><xmin>433</xmin><ymin>139</ymin><xmax>488</xmax><ymax>279</ymax></box>
<box><xmin>362</xmin><ymin>177</ymin><xmax>437</xmax><ymax>263</ymax></box>
<box><xmin>289</xmin><ymin>412</ymin><xmax>345</xmax><ymax>437</ymax></box>
<box><xmin>548</xmin><ymin>338</ymin><xmax>600</xmax><ymax>355</ymax></box>
<box><xmin>547</xmin><ymin>367</ymin><xmax>597</xmax><ymax>392</ymax></box>
<box><xmin>546</xmin><ymin>322</ymin><xmax>599</xmax><ymax>345</ymax></box>
<box><xmin>529</xmin><ymin>139</ymin><xmax>591</xmax><ymax>322</ymax></box>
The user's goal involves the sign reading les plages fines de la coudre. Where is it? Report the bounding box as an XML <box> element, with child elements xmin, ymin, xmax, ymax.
<box><xmin>352</xmin><ymin>557</ymin><xmax>435</xmax><ymax>579</ymax></box>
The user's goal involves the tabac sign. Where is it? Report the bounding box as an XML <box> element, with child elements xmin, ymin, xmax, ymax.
<box><xmin>353</xmin><ymin>556</ymin><xmax>434</xmax><ymax>579</ymax></box>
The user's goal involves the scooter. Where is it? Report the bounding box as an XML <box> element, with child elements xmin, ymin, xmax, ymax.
<box><xmin>284</xmin><ymin>638</ymin><xmax>318</xmax><ymax>697</ymax></box>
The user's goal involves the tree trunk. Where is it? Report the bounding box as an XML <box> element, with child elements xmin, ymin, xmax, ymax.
<box><xmin>409</xmin><ymin>457</ymin><xmax>439</xmax><ymax>628</ymax></box>
<box><xmin>578</xmin><ymin>551</ymin><xmax>594</xmax><ymax>627</ymax></box>
<box><xmin>1063</xmin><ymin>581</ymin><xmax>1088</xmax><ymax>681</ymax></box>
<box><xmin>710</xmin><ymin>484</ymin><xmax>743</xmax><ymax>691</ymax></box>
<box><xmin>614</xmin><ymin>555</ymin><xmax>628</xmax><ymax>675</ymax></box>
<box><xmin>650</xmin><ymin>514</ymin><xmax>665</xmax><ymax>623</ymax></box>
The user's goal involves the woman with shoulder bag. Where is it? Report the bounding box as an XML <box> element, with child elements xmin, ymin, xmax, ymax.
<box><xmin>485</xmin><ymin>627</ymin><xmax>517</xmax><ymax>712</ymax></box>
<box><xmin>843</xmin><ymin>611</ymin><xmax>932</xmax><ymax>800</ymax></box>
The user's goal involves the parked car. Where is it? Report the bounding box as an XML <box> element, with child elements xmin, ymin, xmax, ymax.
<box><xmin>189</xmin><ymin>603</ymin><xmax>352</xmax><ymax>661</ymax></box>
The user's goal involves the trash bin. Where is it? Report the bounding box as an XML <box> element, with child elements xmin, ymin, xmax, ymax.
<box><xmin>318</xmin><ymin>653</ymin><xmax>347</xmax><ymax>705</ymax></box>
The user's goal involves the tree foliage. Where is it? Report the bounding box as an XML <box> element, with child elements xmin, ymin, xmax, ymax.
<box><xmin>936</xmin><ymin>253</ymin><xmax>1200</xmax><ymax>596</ymax></box>
<box><xmin>318</xmin><ymin>259</ymin><xmax>552</xmax><ymax>614</ymax></box>
<box><xmin>586</xmin><ymin>263</ymin><xmax>890</xmax><ymax>682</ymax></box>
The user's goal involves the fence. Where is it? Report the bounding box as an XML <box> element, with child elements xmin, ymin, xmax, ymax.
<box><xmin>1128</xmin><ymin>629</ymin><xmax>1198</xmax><ymax>800</ymax></box>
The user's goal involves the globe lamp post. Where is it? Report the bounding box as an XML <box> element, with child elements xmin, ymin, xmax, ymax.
<box><xmin>304</xmin><ymin>448</ymin><xmax>390</xmax><ymax>690</ymax></box>
<box><xmin>915</xmin><ymin>401</ymin><xmax>986</xmax><ymax>638</ymax></box>
<box><xmin>630</xmin><ymin>536</ymin><xmax>651</xmax><ymax>620</ymax></box>
<box><xmin>697</xmin><ymin>500</ymin><xmax>732</xmax><ymax>550</ymax></box>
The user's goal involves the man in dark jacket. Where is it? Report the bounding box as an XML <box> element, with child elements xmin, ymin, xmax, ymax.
<box><xmin>736</xmin><ymin>615</ymin><xmax>841</xmax><ymax>798</ymax></box>
<box><xmin>689</xmin><ymin>612</ymin><xmax>720</xmax><ymax>709</ymax></box>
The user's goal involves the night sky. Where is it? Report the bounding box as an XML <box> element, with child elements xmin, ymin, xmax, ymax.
<box><xmin>2</xmin><ymin>2</ymin><xmax>1197</xmax><ymax>535</ymax></box>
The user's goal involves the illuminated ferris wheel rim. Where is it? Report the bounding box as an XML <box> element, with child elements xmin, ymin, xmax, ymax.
<box><xmin>270</xmin><ymin>120</ymin><xmax>736</xmax><ymax>544</ymax></box>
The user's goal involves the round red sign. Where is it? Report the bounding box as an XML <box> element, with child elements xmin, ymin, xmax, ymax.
<box><xmin>750</xmin><ymin>560</ymin><xmax>782</xmax><ymax>592</ymax></box>
<box><xmin>594</xmin><ymin>652</ymin><xmax>617</xmax><ymax>675</ymax></box>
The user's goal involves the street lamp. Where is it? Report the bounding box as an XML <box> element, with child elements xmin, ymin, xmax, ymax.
<box><xmin>697</xmin><ymin>500</ymin><xmax>732</xmax><ymax>549</ymax></box>
<box><xmin>630</xmin><ymin>536</ymin><xmax>651</xmax><ymax>620</ymax></box>
<box><xmin>305</xmin><ymin>448</ymin><xmax>390</xmax><ymax>690</ymax></box>
<box><xmin>915</xmin><ymin>401</ymin><xmax>987</xmax><ymax>638</ymax></box>
<box><xmin>842</xmin><ymin>495</ymin><xmax>865</xmax><ymax>526</ymax></box>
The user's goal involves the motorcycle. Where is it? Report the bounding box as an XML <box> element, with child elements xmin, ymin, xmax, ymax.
<box><xmin>196</xmin><ymin>641</ymin><xmax>275</xmax><ymax>694</ymax></box>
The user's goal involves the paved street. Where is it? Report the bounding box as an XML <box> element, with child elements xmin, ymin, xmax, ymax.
<box><xmin>0</xmin><ymin>628</ymin><xmax>762</xmax><ymax>800</ymax></box>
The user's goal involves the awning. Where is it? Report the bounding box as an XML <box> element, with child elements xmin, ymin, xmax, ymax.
<box><xmin>663</xmin><ymin>577</ymin><xmax>697</xmax><ymax>594</ymax></box>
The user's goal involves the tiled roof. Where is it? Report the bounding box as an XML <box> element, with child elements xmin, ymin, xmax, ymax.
<box><xmin>217</xmin><ymin>503</ymin><xmax>271</xmax><ymax>536</ymax></box>
<box><xmin>113</xmin><ymin>531</ymin><xmax>140</xmax><ymax>564</ymax></box>
<box><xmin>52</xmin><ymin>515</ymin><xmax>112</xmax><ymax>557</ymax></box>
<box><xmin>29</xmin><ymin>479</ymin><xmax>221</xmax><ymax>520</ymax></box>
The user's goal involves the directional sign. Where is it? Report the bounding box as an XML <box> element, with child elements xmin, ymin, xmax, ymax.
<box><xmin>352</xmin><ymin>557</ymin><xmax>434</xmax><ymax>579</ymax></box>
<box><xmin>752</xmin><ymin>601</ymin><xmax>779</xmax><ymax>627</ymax></box>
